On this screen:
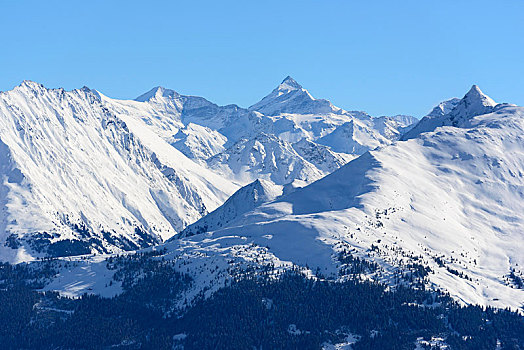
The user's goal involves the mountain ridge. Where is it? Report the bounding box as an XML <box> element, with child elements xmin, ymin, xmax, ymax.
<box><xmin>0</xmin><ymin>78</ymin><xmax>419</xmax><ymax>262</ymax></box>
<box><xmin>0</xmin><ymin>82</ymin><xmax>238</xmax><ymax>261</ymax></box>
<box><xmin>3</xmin><ymin>81</ymin><xmax>520</xmax><ymax>316</ymax></box>
<box><xmin>402</xmin><ymin>84</ymin><xmax>498</xmax><ymax>140</ymax></box>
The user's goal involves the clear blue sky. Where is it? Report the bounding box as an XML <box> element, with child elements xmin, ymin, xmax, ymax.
<box><xmin>1</xmin><ymin>0</ymin><xmax>523</xmax><ymax>117</ymax></box>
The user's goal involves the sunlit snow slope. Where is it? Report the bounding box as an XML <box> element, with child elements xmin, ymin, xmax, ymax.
<box><xmin>111</xmin><ymin>77</ymin><xmax>416</xmax><ymax>187</ymax></box>
<box><xmin>0</xmin><ymin>77</ymin><xmax>417</xmax><ymax>262</ymax></box>
<box><xmin>42</xmin><ymin>85</ymin><xmax>523</xmax><ymax>312</ymax></box>
<box><xmin>153</xmin><ymin>86</ymin><xmax>524</xmax><ymax>311</ymax></box>
<box><xmin>0</xmin><ymin>82</ymin><xmax>237</xmax><ymax>262</ymax></box>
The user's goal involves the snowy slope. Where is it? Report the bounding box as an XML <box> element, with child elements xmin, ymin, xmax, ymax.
<box><xmin>427</xmin><ymin>98</ymin><xmax>461</xmax><ymax>118</ymax></box>
<box><xmin>192</xmin><ymin>87</ymin><xmax>522</xmax><ymax>310</ymax></box>
<box><xmin>105</xmin><ymin>77</ymin><xmax>417</xmax><ymax>187</ymax></box>
<box><xmin>171</xmin><ymin>123</ymin><xmax>227</xmax><ymax>160</ymax></box>
<box><xmin>106</xmin><ymin>82</ymin><xmax>358</xmax><ymax>186</ymax></box>
<box><xmin>249</xmin><ymin>76</ymin><xmax>415</xmax><ymax>151</ymax></box>
<box><xmin>0</xmin><ymin>76</ymin><xmax>415</xmax><ymax>262</ymax></box>
<box><xmin>133</xmin><ymin>86</ymin><xmax>271</xmax><ymax>154</ymax></box>
<box><xmin>206</xmin><ymin>133</ymin><xmax>327</xmax><ymax>186</ymax></box>
<box><xmin>372</xmin><ymin>115</ymin><xmax>419</xmax><ymax>140</ymax></box>
<box><xmin>249</xmin><ymin>76</ymin><xmax>416</xmax><ymax>133</ymax></box>
<box><xmin>317</xmin><ymin>120</ymin><xmax>389</xmax><ymax>154</ymax></box>
<box><xmin>178</xmin><ymin>178</ymin><xmax>284</xmax><ymax>238</ymax></box>
<box><xmin>97</xmin><ymin>85</ymin><xmax>272</xmax><ymax>164</ymax></box>
<box><xmin>292</xmin><ymin>138</ymin><xmax>355</xmax><ymax>174</ymax></box>
<box><xmin>41</xmin><ymin>85</ymin><xmax>524</xmax><ymax>313</ymax></box>
<box><xmin>0</xmin><ymin>82</ymin><xmax>237</xmax><ymax>262</ymax></box>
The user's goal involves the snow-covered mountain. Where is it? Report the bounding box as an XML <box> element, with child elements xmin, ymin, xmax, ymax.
<box><xmin>195</xmin><ymin>85</ymin><xmax>522</xmax><ymax>310</ymax></box>
<box><xmin>0</xmin><ymin>77</ymin><xmax>417</xmax><ymax>262</ymax></box>
<box><xmin>105</xmin><ymin>77</ymin><xmax>418</xmax><ymax>188</ymax></box>
<box><xmin>427</xmin><ymin>98</ymin><xmax>461</xmax><ymax>118</ymax></box>
<box><xmin>171</xmin><ymin>123</ymin><xmax>227</xmax><ymax>160</ymax></box>
<box><xmin>249</xmin><ymin>76</ymin><xmax>343</xmax><ymax>116</ymax></box>
<box><xmin>188</xmin><ymin>86</ymin><xmax>522</xmax><ymax>310</ymax></box>
<box><xmin>402</xmin><ymin>86</ymin><xmax>497</xmax><ymax>140</ymax></box>
<box><xmin>292</xmin><ymin>138</ymin><xmax>355</xmax><ymax>174</ymax></box>
<box><xmin>48</xmin><ymin>85</ymin><xmax>524</xmax><ymax>313</ymax></box>
<box><xmin>248</xmin><ymin>76</ymin><xmax>416</xmax><ymax>152</ymax></box>
<box><xmin>106</xmin><ymin>86</ymin><xmax>270</xmax><ymax>160</ymax></box>
<box><xmin>178</xmin><ymin>178</ymin><xmax>284</xmax><ymax>238</ymax></box>
<box><xmin>317</xmin><ymin>120</ymin><xmax>388</xmax><ymax>154</ymax></box>
<box><xmin>0</xmin><ymin>82</ymin><xmax>237</xmax><ymax>262</ymax></box>
<box><xmin>126</xmin><ymin>77</ymin><xmax>417</xmax><ymax>187</ymax></box>
<box><xmin>206</xmin><ymin>133</ymin><xmax>333</xmax><ymax>186</ymax></box>
<box><xmin>372</xmin><ymin>115</ymin><xmax>419</xmax><ymax>140</ymax></box>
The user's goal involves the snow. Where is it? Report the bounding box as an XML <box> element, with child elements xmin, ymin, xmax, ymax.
<box><xmin>317</xmin><ymin>120</ymin><xmax>388</xmax><ymax>154</ymax></box>
<box><xmin>98</xmin><ymin>91</ymin><xmax>237</xmax><ymax>211</ymax></box>
<box><xmin>249</xmin><ymin>76</ymin><xmax>341</xmax><ymax>116</ymax></box>
<box><xmin>414</xmin><ymin>336</ymin><xmax>449</xmax><ymax>349</ymax></box>
<box><xmin>427</xmin><ymin>98</ymin><xmax>461</xmax><ymax>118</ymax></box>
<box><xmin>107</xmin><ymin>77</ymin><xmax>415</xmax><ymax>190</ymax></box>
<box><xmin>0</xmin><ymin>77</ymin><xmax>410</xmax><ymax>261</ymax></box>
<box><xmin>248</xmin><ymin>76</ymin><xmax>415</xmax><ymax>161</ymax></box>
<box><xmin>172</xmin><ymin>333</ymin><xmax>187</xmax><ymax>341</ymax></box>
<box><xmin>206</xmin><ymin>133</ymin><xmax>328</xmax><ymax>186</ymax></box>
<box><xmin>106</xmin><ymin>78</ymin><xmax>389</xmax><ymax>189</ymax></box>
<box><xmin>322</xmin><ymin>333</ymin><xmax>360</xmax><ymax>350</ymax></box>
<box><xmin>178</xmin><ymin>178</ymin><xmax>284</xmax><ymax>238</ymax></box>
<box><xmin>80</xmin><ymin>86</ymin><xmax>523</xmax><ymax>312</ymax></box>
<box><xmin>41</xmin><ymin>254</ymin><xmax>123</xmax><ymax>298</ymax></box>
<box><xmin>171</xmin><ymin>123</ymin><xmax>227</xmax><ymax>160</ymax></box>
<box><xmin>287</xmin><ymin>324</ymin><xmax>310</xmax><ymax>335</ymax></box>
<box><xmin>292</xmin><ymin>138</ymin><xmax>356</xmax><ymax>173</ymax></box>
<box><xmin>0</xmin><ymin>82</ymin><xmax>238</xmax><ymax>261</ymax></box>
<box><xmin>4</xmin><ymin>78</ymin><xmax>520</xmax><ymax>315</ymax></box>
<box><xmin>402</xmin><ymin>85</ymin><xmax>497</xmax><ymax>140</ymax></box>
<box><xmin>201</xmin><ymin>97</ymin><xmax>523</xmax><ymax>310</ymax></box>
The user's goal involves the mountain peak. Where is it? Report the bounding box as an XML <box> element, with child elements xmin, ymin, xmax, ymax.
<box><xmin>402</xmin><ymin>85</ymin><xmax>499</xmax><ymax>140</ymax></box>
<box><xmin>135</xmin><ymin>86</ymin><xmax>179</xmax><ymax>102</ymax></box>
<box><xmin>448</xmin><ymin>85</ymin><xmax>497</xmax><ymax>124</ymax></box>
<box><xmin>469</xmin><ymin>84</ymin><xmax>482</xmax><ymax>93</ymax></box>
<box><xmin>249</xmin><ymin>76</ymin><xmax>340</xmax><ymax>116</ymax></box>
<box><xmin>278</xmin><ymin>76</ymin><xmax>302</xmax><ymax>91</ymax></box>
<box><xmin>20</xmin><ymin>80</ymin><xmax>41</xmax><ymax>87</ymax></box>
<box><xmin>463</xmin><ymin>85</ymin><xmax>496</xmax><ymax>107</ymax></box>
<box><xmin>16</xmin><ymin>80</ymin><xmax>45</xmax><ymax>91</ymax></box>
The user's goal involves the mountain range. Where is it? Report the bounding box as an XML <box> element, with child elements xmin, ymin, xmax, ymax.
<box><xmin>1</xmin><ymin>77</ymin><xmax>522</xmax><ymax>315</ymax></box>
<box><xmin>0</xmin><ymin>76</ymin><xmax>415</xmax><ymax>261</ymax></box>
<box><xmin>172</xmin><ymin>85</ymin><xmax>524</xmax><ymax>310</ymax></box>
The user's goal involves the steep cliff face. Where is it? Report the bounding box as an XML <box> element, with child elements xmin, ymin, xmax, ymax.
<box><xmin>0</xmin><ymin>82</ymin><xmax>237</xmax><ymax>261</ymax></box>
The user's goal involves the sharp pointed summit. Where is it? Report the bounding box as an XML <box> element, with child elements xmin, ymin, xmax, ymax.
<box><xmin>19</xmin><ymin>80</ymin><xmax>42</xmax><ymax>88</ymax></box>
<box><xmin>278</xmin><ymin>76</ymin><xmax>303</xmax><ymax>91</ymax></box>
<box><xmin>249</xmin><ymin>76</ymin><xmax>339</xmax><ymax>116</ymax></box>
<box><xmin>461</xmin><ymin>84</ymin><xmax>497</xmax><ymax>110</ymax></box>
<box><xmin>448</xmin><ymin>84</ymin><xmax>497</xmax><ymax>125</ymax></box>
<box><xmin>402</xmin><ymin>84</ymin><xmax>499</xmax><ymax>140</ymax></box>
<box><xmin>465</xmin><ymin>84</ymin><xmax>493</xmax><ymax>99</ymax></box>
